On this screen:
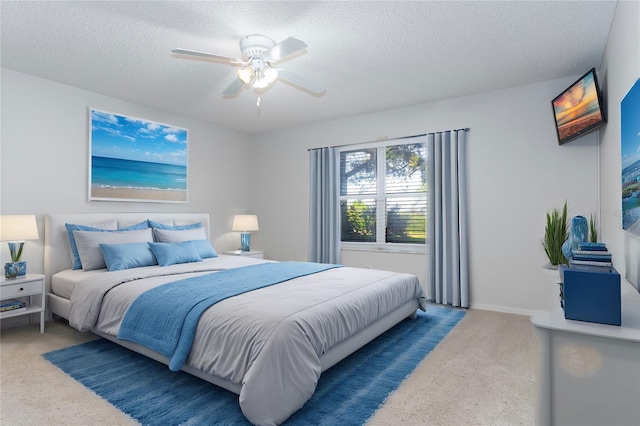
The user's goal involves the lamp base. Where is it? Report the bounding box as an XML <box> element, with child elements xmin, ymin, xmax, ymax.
<box><xmin>4</xmin><ymin>261</ymin><xmax>26</xmax><ymax>279</ymax></box>
<box><xmin>240</xmin><ymin>232</ymin><xmax>251</xmax><ymax>252</ymax></box>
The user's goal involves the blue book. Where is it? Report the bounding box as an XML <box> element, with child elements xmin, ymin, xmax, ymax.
<box><xmin>572</xmin><ymin>254</ymin><xmax>612</xmax><ymax>262</ymax></box>
<box><xmin>0</xmin><ymin>299</ymin><xmax>26</xmax><ymax>312</ymax></box>
<box><xmin>566</xmin><ymin>263</ymin><xmax>615</xmax><ymax>273</ymax></box>
<box><xmin>570</xmin><ymin>259</ymin><xmax>613</xmax><ymax>267</ymax></box>
<box><xmin>572</xmin><ymin>249</ymin><xmax>611</xmax><ymax>256</ymax></box>
<box><xmin>578</xmin><ymin>242</ymin><xmax>607</xmax><ymax>251</ymax></box>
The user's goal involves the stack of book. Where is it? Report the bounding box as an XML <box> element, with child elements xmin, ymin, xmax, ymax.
<box><xmin>570</xmin><ymin>242</ymin><xmax>612</xmax><ymax>267</ymax></box>
<box><xmin>0</xmin><ymin>299</ymin><xmax>26</xmax><ymax>313</ymax></box>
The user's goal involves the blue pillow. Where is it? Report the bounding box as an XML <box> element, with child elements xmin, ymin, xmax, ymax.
<box><xmin>148</xmin><ymin>241</ymin><xmax>202</xmax><ymax>266</ymax></box>
<box><xmin>65</xmin><ymin>222</ymin><xmax>116</xmax><ymax>270</ymax></box>
<box><xmin>100</xmin><ymin>242</ymin><xmax>158</xmax><ymax>271</ymax></box>
<box><xmin>147</xmin><ymin>220</ymin><xmax>202</xmax><ymax>231</ymax></box>
<box><xmin>190</xmin><ymin>239</ymin><xmax>218</xmax><ymax>259</ymax></box>
<box><xmin>118</xmin><ymin>221</ymin><xmax>150</xmax><ymax>231</ymax></box>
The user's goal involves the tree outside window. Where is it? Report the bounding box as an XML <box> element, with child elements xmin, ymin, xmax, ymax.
<box><xmin>340</xmin><ymin>142</ymin><xmax>426</xmax><ymax>245</ymax></box>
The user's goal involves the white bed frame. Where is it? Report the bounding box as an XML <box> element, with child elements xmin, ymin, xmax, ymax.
<box><xmin>44</xmin><ymin>213</ymin><xmax>419</xmax><ymax>395</ymax></box>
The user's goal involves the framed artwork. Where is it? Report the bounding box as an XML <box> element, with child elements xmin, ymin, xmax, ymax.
<box><xmin>622</xmin><ymin>78</ymin><xmax>640</xmax><ymax>236</ymax></box>
<box><xmin>89</xmin><ymin>109</ymin><xmax>188</xmax><ymax>203</ymax></box>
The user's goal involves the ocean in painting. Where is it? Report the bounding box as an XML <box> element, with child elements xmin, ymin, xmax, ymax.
<box><xmin>91</xmin><ymin>156</ymin><xmax>187</xmax><ymax>191</ymax></box>
<box><xmin>622</xmin><ymin>158</ymin><xmax>640</xmax><ymax>235</ymax></box>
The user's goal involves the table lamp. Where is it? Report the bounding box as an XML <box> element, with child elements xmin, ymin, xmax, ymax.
<box><xmin>232</xmin><ymin>215</ymin><xmax>259</xmax><ymax>252</ymax></box>
<box><xmin>0</xmin><ymin>215</ymin><xmax>39</xmax><ymax>278</ymax></box>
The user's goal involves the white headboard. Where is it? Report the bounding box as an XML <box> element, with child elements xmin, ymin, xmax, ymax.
<box><xmin>44</xmin><ymin>213</ymin><xmax>210</xmax><ymax>291</ymax></box>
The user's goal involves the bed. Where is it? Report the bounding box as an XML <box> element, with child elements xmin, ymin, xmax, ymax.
<box><xmin>44</xmin><ymin>213</ymin><xmax>426</xmax><ymax>425</ymax></box>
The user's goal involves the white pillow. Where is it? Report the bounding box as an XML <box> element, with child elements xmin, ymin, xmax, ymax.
<box><xmin>152</xmin><ymin>227</ymin><xmax>207</xmax><ymax>243</ymax></box>
<box><xmin>73</xmin><ymin>228</ymin><xmax>154</xmax><ymax>271</ymax></box>
<box><xmin>65</xmin><ymin>220</ymin><xmax>118</xmax><ymax>269</ymax></box>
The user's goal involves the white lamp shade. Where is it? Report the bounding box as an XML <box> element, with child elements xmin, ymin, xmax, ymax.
<box><xmin>237</xmin><ymin>66</ymin><xmax>254</xmax><ymax>84</ymax></box>
<box><xmin>262</xmin><ymin>66</ymin><xmax>279</xmax><ymax>84</ymax></box>
<box><xmin>0</xmin><ymin>215</ymin><xmax>39</xmax><ymax>241</ymax></box>
<box><xmin>232</xmin><ymin>215</ymin><xmax>259</xmax><ymax>232</ymax></box>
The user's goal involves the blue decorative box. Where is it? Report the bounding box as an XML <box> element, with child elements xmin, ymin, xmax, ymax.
<box><xmin>559</xmin><ymin>264</ymin><xmax>621</xmax><ymax>326</ymax></box>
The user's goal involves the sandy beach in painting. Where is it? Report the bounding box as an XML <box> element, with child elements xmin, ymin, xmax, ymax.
<box><xmin>91</xmin><ymin>186</ymin><xmax>187</xmax><ymax>202</ymax></box>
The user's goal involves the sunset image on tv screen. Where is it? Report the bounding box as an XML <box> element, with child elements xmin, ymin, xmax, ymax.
<box><xmin>553</xmin><ymin>73</ymin><xmax>603</xmax><ymax>142</ymax></box>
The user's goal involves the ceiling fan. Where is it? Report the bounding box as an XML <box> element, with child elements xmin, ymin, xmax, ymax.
<box><xmin>172</xmin><ymin>35</ymin><xmax>326</xmax><ymax>97</ymax></box>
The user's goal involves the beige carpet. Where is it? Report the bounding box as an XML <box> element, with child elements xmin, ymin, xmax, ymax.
<box><xmin>0</xmin><ymin>309</ymin><xmax>538</xmax><ymax>425</ymax></box>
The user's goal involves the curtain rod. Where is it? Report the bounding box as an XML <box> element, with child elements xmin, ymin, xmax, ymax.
<box><xmin>308</xmin><ymin>127</ymin><xmax>470</xmax><ymax>151</ymax></box>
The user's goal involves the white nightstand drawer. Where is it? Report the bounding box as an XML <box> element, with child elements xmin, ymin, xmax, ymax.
<box><xmin>224</xmin><ymin>250</ymin><xmax>264</xmax><ymax>259</ymax></box>
<box><xmin>0</xmin><ymin>280</ymin><xmax>43</xmax><ymax>298</ymax></box>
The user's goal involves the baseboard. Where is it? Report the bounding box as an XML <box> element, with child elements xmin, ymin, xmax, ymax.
<box><xmin>469</xmin><ymin>303</ymin><xmax>536</xmax><ymax>317</ymax></box>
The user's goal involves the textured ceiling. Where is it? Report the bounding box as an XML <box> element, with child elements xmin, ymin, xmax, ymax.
<box><xmin>1</xmin><ymin>1</ymin><xmax>617</xmax><ymax>134</ymax></box>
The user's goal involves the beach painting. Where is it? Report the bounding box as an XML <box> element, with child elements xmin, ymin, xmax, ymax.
<box><xmin>622</xmin><ymin>78</ymin><xmax>640</xmax><ymax>237</ymax></box>
<box><xmin>89</xmin><ymin>109</ymin><xmax>188</xmax><ymax>203</ymax></box>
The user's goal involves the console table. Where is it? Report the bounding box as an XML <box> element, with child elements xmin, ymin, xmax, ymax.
<box><xmin>531</xmin><ymin>279</ymin><xmax>640</xmax><ymax>425</ymax></box>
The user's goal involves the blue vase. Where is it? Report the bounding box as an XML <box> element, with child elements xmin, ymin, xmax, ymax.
<box><xmin>4</xmin><ymin>261</ymin><xmax>26</xmax><ymax>278</ymax></box>
<box><xmin>240</xmin><ymin>233</ymin><xmax>251</xmax><ymax>252</ymax></box>
<box><xmin>562</xmin><ymin>216</ymin><xmax>588</xmax><ymax>260</ymax></box>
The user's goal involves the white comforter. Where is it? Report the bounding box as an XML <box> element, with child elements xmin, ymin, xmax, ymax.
<box><xmin>66</xmin><ymin>256</ymin><xmax>426</xmax><ymax>425</ymax></box>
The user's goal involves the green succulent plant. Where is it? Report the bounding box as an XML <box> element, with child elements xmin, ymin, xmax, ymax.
<box><xmin>542</xmin><ymin>201</ymin><xmax>569</xmax><ymax>267</ymax></box>
<box><xmin>589</xmin><ymin>214</ymin><xmax>598</xmax><ymax>243</ymax></box>
<box><xmin>8</xmin><ymin>242</ymin><xmax>24</xmax><ymax>263</ymax></box>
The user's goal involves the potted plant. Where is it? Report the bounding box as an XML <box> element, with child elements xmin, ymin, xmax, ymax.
<box><xmin>4</xmin><ymin>242</ymin><xmax>27</xmax><ymax>278</ymax></box>
<box><xmin>542</xmin><ymin>201</ymin><xmax>569</xmax><ymax>269</ymax></box>
<box><xmin>589</xmin><ymin>214</ymin><xmax>598</xmax><ymax>242</ymax></box>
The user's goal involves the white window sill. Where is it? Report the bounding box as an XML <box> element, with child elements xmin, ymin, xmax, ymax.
<box><xmin>340</xmin><ymin>243</ymin><xmax>426</xmax><ymax>255</ymax></box>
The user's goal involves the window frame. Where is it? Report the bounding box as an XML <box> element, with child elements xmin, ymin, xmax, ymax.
<box><xmin>339</xmin><ymin>137</ymin><xmax>427</xmax><ymax>254</ymax></box>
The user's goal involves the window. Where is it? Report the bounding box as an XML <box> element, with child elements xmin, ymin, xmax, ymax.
<box><xmin>340</xmin><ymin>139</ymin><xmax>427</xmax><ymax>251</ymax></box>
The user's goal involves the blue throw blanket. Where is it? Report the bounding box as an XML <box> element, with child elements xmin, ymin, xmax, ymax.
<box><xmin>118</xmin><ymin>261</ymin><xmax>340</xmax><ymax>371</ymax></box>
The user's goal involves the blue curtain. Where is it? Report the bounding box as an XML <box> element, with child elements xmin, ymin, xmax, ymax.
<box><xmin>428</xmin><ymin>130</ymin><xmax>469</xmax><ymax>308</ymax></box>
<box><xmin>308</xmin><ymin>147</ymin><xmax>341</xmax><ymax>264</ymax></box>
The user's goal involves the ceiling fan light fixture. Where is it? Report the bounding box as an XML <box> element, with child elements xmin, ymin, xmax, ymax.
<box><xmin>262</xmin><ymin>66</ymin><xmax>279</xmax><ymax>84</ymax></box>
<box><xmin>174</xmin><ymin>34</ymin><xmax>324</xmax><ymax>97</ymax></box>
<box><xmin>237</xmin><ymin>66</ymin><xmax>254</xmax><ymax>84</ymax></box>
<box><xmin>250</xmin><ymin>64</ymin><xmax>279</xmax><ymax>89</ymax></box>
<box><xmin>252</xmin><ymin>72</ymin><xmax>270</xmax><ymax>89</ymax></box>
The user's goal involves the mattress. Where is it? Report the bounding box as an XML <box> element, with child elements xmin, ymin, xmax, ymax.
<box><xmin>52</xmin><ymin>268</ymin><xmax>105</xmax><ymax>299</ymax></box>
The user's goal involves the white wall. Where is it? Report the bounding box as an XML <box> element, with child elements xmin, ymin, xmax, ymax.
<box><xmin>0</xmin><ymin>69</ymin><xmax>255</xmax><ymax>270</ymax></box>
<box><xmin>598</xmin><ymin>0</ymin><xmax>640</xmax><ymax>290</ymax></box>
<box><xmin>251</xmin><ymin>78</ymin><xmax>600</xmax><ymax>315</ymax></box>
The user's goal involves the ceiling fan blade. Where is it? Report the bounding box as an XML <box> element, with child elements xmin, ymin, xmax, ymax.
<box><xmin>263</xmin><ymin>37</ymin><xmax>307</xmax><ymax>63</ymax></box>
<box><xmin>278</xmin><ymin>69</ymin><xmax>326</xmax><ymax>95</ymax></box>
<box><xmin>223</xmin><ymin>78</ymin><xmax>246</xmax><ymax>97</ymax></box>
<box><xmin>172</xmin><ymin>48</ymin><xmax>244</xmax><ymax>65</ymax></box>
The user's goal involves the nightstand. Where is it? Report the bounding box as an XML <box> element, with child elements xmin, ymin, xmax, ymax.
<box><xmin>224</xmin><ymin>250</ymin><xmax>264</xmax><ymax>259</ymax></box>
<box><xmin>0</xmin><ymin>274</ymin><xmax>46</xmax><ymax>333</ymax></box>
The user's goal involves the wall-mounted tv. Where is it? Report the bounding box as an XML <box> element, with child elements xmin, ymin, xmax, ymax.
<box><xmin>551</xmin><ymin>68</ymin><xmax>607</xmax><ymax>145</ymax></box>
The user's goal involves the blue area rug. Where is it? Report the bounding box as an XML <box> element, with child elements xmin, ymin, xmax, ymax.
<box><xmin>43</xmin><ymin>305</ymin><xmax>465</xmax><ymax>425</ymax></box>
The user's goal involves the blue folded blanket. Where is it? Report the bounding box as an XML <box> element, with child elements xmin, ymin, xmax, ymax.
<box><xmin>118</xmin><ymin>261</ymin><xmax>340</xmax><ymax>371</ymax></box>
